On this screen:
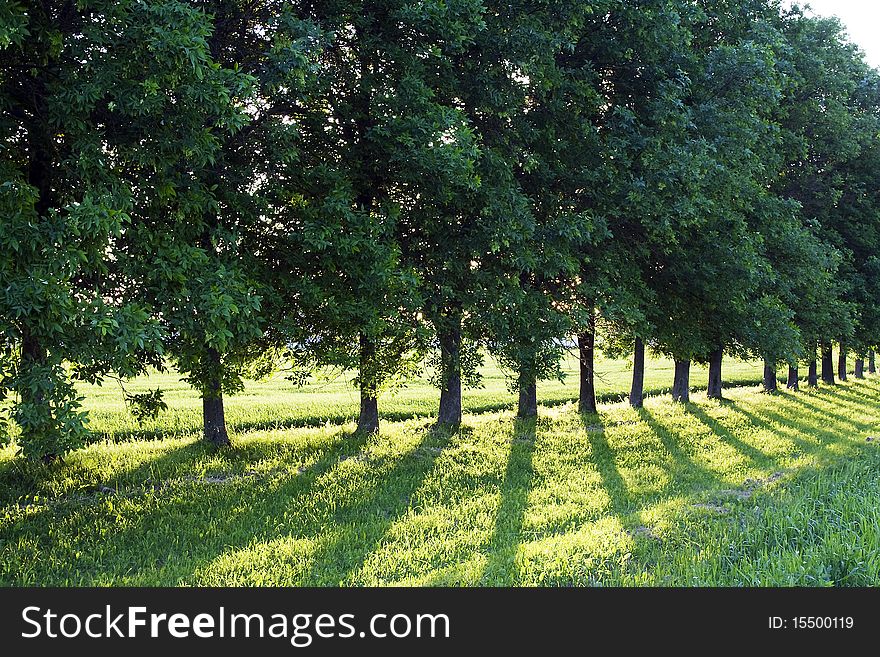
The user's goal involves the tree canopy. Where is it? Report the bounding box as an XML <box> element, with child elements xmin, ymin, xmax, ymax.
<box><xmin>3</xmin><ymin>0</ymin><xmax>880</xmax><ymax>459</ymax></box>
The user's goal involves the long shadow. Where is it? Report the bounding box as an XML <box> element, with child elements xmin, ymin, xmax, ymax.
<box><xmin>0</xmin><ymin>427</ymin><xmax>380</xmax><ymax>585</ymax></box>
<box><xmin>685</xmin><ymin>404</ymin><xmax>773</xmax><ymax>466</ymax></box>
<box><xmin>479</xmin><ymin>419</ymin><xmax>538</xmax><ymax>585</ymax></box>
<box><xmin>579</xmin><ymin>414</ymin><xmax>632</xmax><ymax>521</ymax></box>
<box><xmin>722</xmin><ymin>399</ymin><xmax>838</xmax><ymax>460</ymax></box>
<box><xmin>0</xmin><ymin>437</ymin><xmax>211</xmax><ymax>507</ymax></box>
<box><xmin>808</xmin><ymin>384</ymin><xmax>880</xmax><ymax>413</ymax></box>
<box><xmin>774</xmin><ymin>390</ymin><xmax>861</xmax><ymax>426</ymax></box>
<box><xmin>108</xmin><ymin>427</ymin><xmax>375</xmax><ymax>492</ymax></box>
<box><xmin>776</xmin><ymin>390</ymin><xmax>879</xmax><ymax>434</ymax></box>
<box><xmin>302</xmin><ymin>425</ymin><xmax>456</xmax><ymax>585</ymax></box>
<box><xmin>0</xmin><ymin>441</ymin><xmax>206</xmax><ymax>570</ymax></box>
<box><xmin>636</xmin><ymin>407</ymin><xmax>723</xmax><ymax>493</ymax></box>
<box><xmin>819</xmin><ymin>388</ymin><xmax>880</xmax><ymax>426</ymax></box>
<box><xmin>758</xmin><ymin>405</ymin><xmax>845</xmax><ymax>452</ymax></box>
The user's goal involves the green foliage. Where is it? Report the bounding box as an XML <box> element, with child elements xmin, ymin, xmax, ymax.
<box><xmin>123</xmin><ymin>1</ymin><xmax>323</xmax><ymax>418</ymax></box>
<box><xmin>124</xmin><ymin>388</ymin><xmax>168</xmax><ymax>425</ymax></box>
<box><xmin>426</xmin><ymin>337</ymin><xmax>485</xmax><ymax>391</ymax></box>
<box><xmin>4</xmin><ymin>0</ymin><xmax>880</xmax><ymax>462</ymax></box>
<box><xmin>772</xmin><ymin>10</ymin><xmax>878</xmax><ymax>356</ymax></box>
<box><xmin>1</xmin><ymin>0</ymin><xmax>240</xmax><ymax>458</ymax></box>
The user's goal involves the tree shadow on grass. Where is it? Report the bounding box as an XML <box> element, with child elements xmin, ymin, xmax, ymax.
<box><xmin>0</xmin><ymin>428</ymin><xmax>382</xmax><ymax>585</ymax></box>
<box><xmin>0</xmin><ymin>441</ymin><xmax>210</xmax><ymax>582</ymax></box>
<box><xmin>807</xmin><ymin>384</ymin><xmax>880</xmax><ymax>417</ymax></box>
<box><xmin>477</xmin><ymin>408</ymin><xmax>707</xmax><ymax>585</ymax></box>
<box><xmin>685</xmin><ymin>403</ymin><xmax>773</xmax><ymax>467</ymax></box>
<box><xmin>478</xmin><ymin>418</ymin><xmax>538</xmax><ymax>585</ymax></box>
<box><xmin>636</xmin><ymin>407</ymin><xmax>724</xmax><ymax>492</ymax></box>
<box><xmin>0</xmin><ymin>438</ymin><xmax>215</xmax><ymax>507</ymax></box>
<box><xmin>775</xmin><ymin>390</ymin><xmax>879</xmax><ymax>435</ymax></box>
<box><xmin>302</xmin><ymin>424</ymin><xmax>456</xmax><ymax>585</ymax></box>
<box><xmin>722</xmin><ymin>399</ymin><xmax>840</xmax><ymax>461</ymax></box>
<box><xmin>576</xmin><ymin>408</ymin><xmax>732</xmax><ymax>579</ymax></box>
<box><xmin>579</xmin><ymin>413</ymin><xmax>632</xmax><ymax>520</ymax></box>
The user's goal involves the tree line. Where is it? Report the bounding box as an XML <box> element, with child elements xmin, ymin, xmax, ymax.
<box><xmin>3</xmin><ymin>0</ymin><xmax>880</xmax><ymax>461</ymax></box>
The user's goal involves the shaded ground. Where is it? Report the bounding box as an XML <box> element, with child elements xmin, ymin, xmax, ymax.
<box><xmin>2</xmin><ymin>377</ymin><xmax>879</xmax><ymax>586</ymax></box>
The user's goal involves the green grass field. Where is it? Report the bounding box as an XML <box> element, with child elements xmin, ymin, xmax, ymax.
<box><xmin>73</xmin><ymin>352</ymin><xmax>770</xmax><ymax>441</ymax></box>
<box><xmin>2</xmin><ymin>353</ymin><xmax>879</xmax><ymax>586</ymax></box>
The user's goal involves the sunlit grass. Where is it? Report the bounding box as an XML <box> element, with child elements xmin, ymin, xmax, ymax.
<box><xmin>2</xmin><ymin>367</ymin><xmax>879</xmax><ymax>586</ymax></box>
<box><xmin>73</xmin><ymin>352</ymin><xmax>770</xmax><ymax>440</ymax></box>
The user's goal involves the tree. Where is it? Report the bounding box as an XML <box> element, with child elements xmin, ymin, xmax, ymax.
<box><xmin>273</xmin><ymin>1</ymin><xmax>485</xmax><ymax>433</ymax></box>
<box><xmin>825</xmin><ymin>72</ymin><xmax>880</xmax><ymax>379</ymax></box>
<box><xmin>639</xmin><ymin>1</ymin><xmax>832</xmax><ymax>403</ymax></box>
<box><xmin>773</xmin><ymin>10</ymin><xmax>871</xmax><ymax>388</ymax></box>
<box><xmin>556</xmin><ymin>0</ymin><xmax>695</xmax><ymax>412</ymax></box>
<box><xmin>0</xmin><ymin>0</ymin><xmax>238</xmax><ymax>459</ymax></box>
<box><xmin>637</xmin><ymin>1</ymin><xmax>783</xmax><ymax>402</ymax></box>
<box><xmin>455</xmin><ymin>1</ymin><xmax>604</xmax><ymax>421</ymax></box>
<box><xmin>119</xmin><ymin>1</ymin><xmax>322</xmax><ymax>446</ymax></box>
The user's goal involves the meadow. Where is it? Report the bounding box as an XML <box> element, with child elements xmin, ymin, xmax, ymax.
<box><xmin>1</xmin><ymin>352</ymin><xmax>879</xmax><ymax>586</ymax></box>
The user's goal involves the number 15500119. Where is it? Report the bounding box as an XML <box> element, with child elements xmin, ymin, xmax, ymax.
<box><xmin>769</xmin><ymin>616</ymin><xmax>854</xmax><ymax>630</ymax></box>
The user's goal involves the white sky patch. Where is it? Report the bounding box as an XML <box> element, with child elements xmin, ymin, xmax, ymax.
<box><xmin>788</xmin><ymin>0</ymin><xmax>880</xmax><ymax>68</ymax></box>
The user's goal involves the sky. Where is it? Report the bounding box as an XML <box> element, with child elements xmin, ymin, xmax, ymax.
<box><xmin>790</xmin><ymin>1</ymin><xmax>880</xmax><ymax>68</ymax></box>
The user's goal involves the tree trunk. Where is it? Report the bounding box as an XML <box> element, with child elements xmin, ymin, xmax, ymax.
<box><xmin>437</xmin><ymin>315</ymin><xmax>462</xmax><ymax>427</ymax></box>
<box><xmin>517</xmin><ymin>368</ymin><xmax>538</xmax><ymax>419</ymax></box>
<box><xmin>787</xmin><ymin>365</ymin><xmax>799</xmax><ymax>391</ymax></box>
<box><xmin>671</xmin><ymin>360</ymin><xmax>690</xmax><ymax>403</ymax></box>
<box><xmin>357</xmin><ymin>333</ymin><xmax>380</xmax><ymax>434</ymax></box>
<box><xmin>763</xmin><ymin>360</ymin><xmax>778</xmax><ymax>393</ymax></box>
<box><xmin>578</xmin><ymin>320</ymin><xmax>597</xmax><ymax>415</ymax></box>
<box><xmin>821</xmin><ymin>344</ymin><xmax>835</xmax><ymax>385</ymax></box>
<box><xmin>707</xmin><ymin>347</ymin><xmax>723</xmax><ymax>400</ymax></box>
<box><xmin>869</xmin><ymin>350</ymin><xmax>876</xmax><ymax>374</ymax></box>
<box><xmin>629</xmin><ymin>338</ymin><xmax>645</xmax><ymax>408</ymax></box>
<box><xmin>202</xmin><ymin>349</ymin><xmax>230</xmax><ymax>447</ymax></box>
<box><xmin>838</xmin><ymin>344</ymin><xmax>848</xmax><ymax>381</ymax></box>
<box><xmin>25</xmin><ymin>98</ymin><xmax>55</xmax><ymax>461</ymax></box>
<box><xmin>855</xmin><ymin>358</ymin><xmax>865</xmax><ymax>379</ymax></box>
<box><xmin>808</xmin><ymin>358</ymin><xmax>818</xmax><ymax>388</ymax></box>
<box><xmin>19</xmin><ymin>331</ymin><xmax>52</xmax><ymax>459</ymax></box>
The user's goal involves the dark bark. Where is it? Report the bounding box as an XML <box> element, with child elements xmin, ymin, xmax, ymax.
<box><xmin>870</xmin><ymin>350</ymin><xmax>876</xmax><ymax>374</ymax></box>
<box><xmin>24</xmin><ymin>103</ymin><xmax>55</xmax><ymax>461</ymax></box>
<box><xmin>578</xmin><ymin>319</ymin><xmax>597</xmax><ymax>415</ymax></box>
<box><xmin>855</xmin><ymin>358</ymin><xmax>865</xmax><ymax>379</ymax></box>
<box><xmin>707</xmin><ymin>347</ymin><xmax>723</xmax><ymax>400</ymax></box>
<box><xmin>20</xmin><ymin>331</ymin><xmax>53</xmax><ymax>460</ymax></box>
<box><xmin>787</xmin><ymin>365</ymin><xmax>799</xmax><ymax>391</ymax></box>
<box><xmin>808</xmin><ymin>358</ymin><xmax>818</xmax><ymax>388</ymax></box>
<box><xmin>20</xmin><ymin>332</ymin><xmax>47</xmax><ymax>388</ymax></box>
<box><xmin>437</xmin><ymin>315</ymin><xmax>462</xmax><ymax>427</ymax></box>
<box><xmin>356</xmin><ymin>333</ymin><xmax>380</xmax><ymax>434</ymax></box>
<box><xmin>517</xmin><ymin>369</ymin><xmax>538</xmax><ymax>419</ymax></box>
<box><xmin>202</xmin><ymin>348</ymin><xmax>230</xmax><ymax>447</ymax></box>
<box><xmin>202</xmin><ymin>395</ymin><xmax>229</xmax><ymax>447</ymax></box>
<box><xmin>26</xmin><ymin>43</ymin><xmax>54</xmax><ymax>220</ymax></box>
<box><xmin>763</xmin><ymin>360</ymin><xmax>778</xmax><ymax>393</ymax></box>
<box><xmin>671</xmin><ymin>360</ymin><xmax>690</xmax><ymax>403</ymax></box>
<box><xmin>629</xmin><ymin>338</ymin><xmax>645</xmax><ymax>408</ymax></box>
<box><xmin>358</xmin><ymin>394</ymin><xmax>379</xmax><ymax>434</ymax></box>
<box><xmin>838</xmin><ymin>344</ymin><xmax>848</xmax><ymax>381</ymax></box>
<box><xmin>821</xmin><ymin>344</ymin><xmax>835</xmax><ymax>385</ymax></box>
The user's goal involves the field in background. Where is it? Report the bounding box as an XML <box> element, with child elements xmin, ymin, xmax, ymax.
<box><xmin>75</xmin><ymin>352</ymin><xmax>774</xmax><ymax>440</ymax></box>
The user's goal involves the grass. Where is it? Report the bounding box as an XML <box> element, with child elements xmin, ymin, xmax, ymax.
<box><xmin>1</xmin><ymin>352</ymin><xmax>879</xmax><ymax>587</ymax></box>
<box><xmin>75</xmin><ymin>352</ymin><xmax>769</xmax><ymax>441</ymax></box>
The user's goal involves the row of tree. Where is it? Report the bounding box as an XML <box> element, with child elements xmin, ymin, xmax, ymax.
<box><xmin>3</xmin><ymin>1</ymin><xmax>880</xmax><ymax>460</ymax></box>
